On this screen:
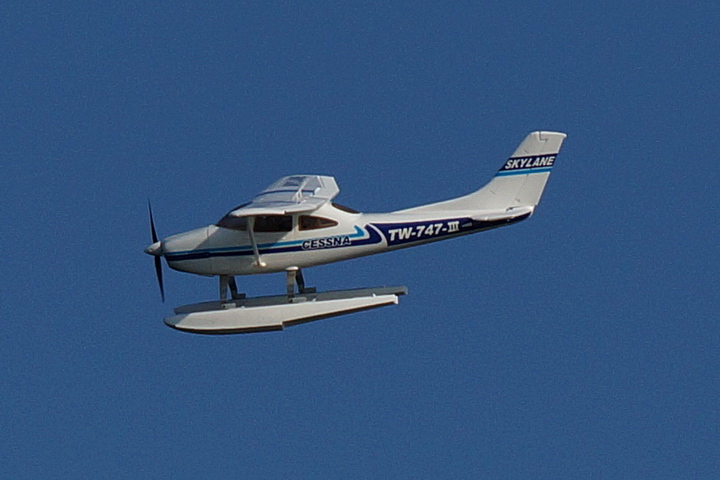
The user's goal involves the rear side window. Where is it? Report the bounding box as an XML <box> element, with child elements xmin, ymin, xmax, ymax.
<box><xmin>299</xmin><ymin>215</ymin><xmax>339</xmax><ymax>231</ymax></box>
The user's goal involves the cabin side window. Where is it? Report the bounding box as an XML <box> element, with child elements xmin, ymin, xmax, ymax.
<box><xmin>299</xmin><ymin>215</ymin><xmax>339</xmax><ymax>231</ymax></box>
<box><xmin>253</xmin><ymin>215</ymin><xmax>293</xmax><ymax>232</ymax></box>
<box><xmin>216</xmin><ymin>214</ymin><xmax>292</xmax><ymax>232</ymax></box>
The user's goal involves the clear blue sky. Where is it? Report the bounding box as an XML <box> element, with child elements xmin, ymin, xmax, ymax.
<box><xmin>2</xmin><ymin>1</ymin><xmax>719</xmax><ymax>478</ymax></box>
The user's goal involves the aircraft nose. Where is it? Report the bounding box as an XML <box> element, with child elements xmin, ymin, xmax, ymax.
<box><xmin>145</xmin><ymin>240</ymin><xmax>163</xmax><ymax>256</ymax></box>
<box><xmin>160</xmin><ymin>227</ymin><xmax>211</xmax><ymax>257</ymax></box>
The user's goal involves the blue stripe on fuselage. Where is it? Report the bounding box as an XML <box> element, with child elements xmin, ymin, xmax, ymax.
<box><xmin>165</xmin><ymin>225</ymin><xmax>380</xmax><ymax>262</ymax></box>
<box><xmin>371</xmin><ymin>213</ymin><xmax>531</xmax><ymax>247</ymax></box>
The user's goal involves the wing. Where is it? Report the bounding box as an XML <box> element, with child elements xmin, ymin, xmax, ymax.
<box><xmin>229</xmin><ymin>175</ymin><xmax>340</xmax><ymax>217</ymax></box>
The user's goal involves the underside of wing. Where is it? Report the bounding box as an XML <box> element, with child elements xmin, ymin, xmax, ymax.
<box><xmin>229</xmin><ymin>175</ymin><xmax>339</xmax><ymax>217</ymax></box>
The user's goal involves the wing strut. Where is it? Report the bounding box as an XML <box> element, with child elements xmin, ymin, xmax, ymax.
<box><xmin>246</xmin><ymin>217</ymin><xmax>267</xmax><ymax>268</ymax></box>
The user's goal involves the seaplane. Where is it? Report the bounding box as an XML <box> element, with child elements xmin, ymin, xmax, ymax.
<box><xmin>146</xmin><ymin>131</ymin><xmax>567</xmax><ymax>334</ymax></box>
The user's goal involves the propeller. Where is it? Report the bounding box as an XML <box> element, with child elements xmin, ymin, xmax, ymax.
<box><xmin>146</xmin><ymin>201</ymin><xmax>165</xmax><ymax>302</ymax></box>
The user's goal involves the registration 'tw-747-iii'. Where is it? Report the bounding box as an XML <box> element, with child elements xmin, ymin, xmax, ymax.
<box><xmin>145</xmin><ymin>131</ymin><xmax>567</xmax><ymax>334</ymax></box>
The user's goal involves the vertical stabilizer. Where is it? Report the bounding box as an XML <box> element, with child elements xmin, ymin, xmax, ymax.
<box><xmin>485</xmin><ymin>131</ymin><xmax>567</xmax><ymax>209</ymax></box>
<box><xmin>396</xmin><ymin>131</ymin><xmax>567</xmax><ymax>213</ymax></box>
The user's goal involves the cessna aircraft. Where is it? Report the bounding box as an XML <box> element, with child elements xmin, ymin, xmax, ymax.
<box><xmin>146</xmin><ymin>131</ymin><xmax>567</xmax><ymax>334</ymax></box>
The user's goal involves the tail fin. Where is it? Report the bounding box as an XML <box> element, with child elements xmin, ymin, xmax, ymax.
<box><xmin>397</xmin><ymin>131</ymin><xmax>567</xmax><ymax>214</ymax></box>
<box><xmin>477</xmin><ymin>130</ymin><xmax>567</xmax><ymax>210</ymax></box>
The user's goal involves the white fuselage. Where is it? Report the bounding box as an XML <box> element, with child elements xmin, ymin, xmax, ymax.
<box><xmin>160</xmin><ymin>202</ymin><xmax>532</xmax><ymax>277</ymax></box>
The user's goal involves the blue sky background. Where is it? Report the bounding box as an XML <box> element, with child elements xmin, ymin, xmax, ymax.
<box><xmin>2</xmin><ymin>1</ymin><xmax>719</xmax><ymax>478</ymax></box>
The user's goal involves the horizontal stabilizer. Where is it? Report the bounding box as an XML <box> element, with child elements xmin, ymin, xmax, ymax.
<box><xmin>471</xmin><ymin>205</ymin><xmax>534</xmax><ymax>222</ymax></box>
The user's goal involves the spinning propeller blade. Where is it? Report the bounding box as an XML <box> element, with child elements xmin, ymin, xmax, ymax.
<box><xmin>147</xmin><ymin>201</ymin><xmax>165</xmax><ymax>302</ymax></box>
